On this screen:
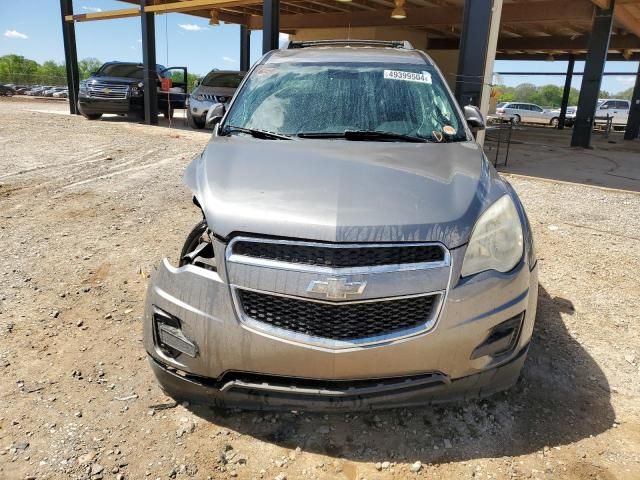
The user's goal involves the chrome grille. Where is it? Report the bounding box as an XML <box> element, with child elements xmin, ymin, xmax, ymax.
<box><xmin>238</xmin><ymin>289</ymin><xmax>439</xmax><ymax>341</ymax></box>
<box><xmin>226</xmin><ymin>237</ymin><xmax>450</xmax><ymax>347</ymax></box>
<box><xmin>195</xmin><ymin>94</ymin><xmax>227</xmax><ymax>102</ymax></box>
<box><xmin>87</xmin><ymin>82</ymin><xmax>129</xmax><ymax>99</ymax></box>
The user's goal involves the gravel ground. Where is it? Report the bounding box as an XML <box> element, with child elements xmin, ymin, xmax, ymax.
<box><xmin>1</xmin><ymin>98</ymin><xmax>639</xmax><ymax>480</ymax></box>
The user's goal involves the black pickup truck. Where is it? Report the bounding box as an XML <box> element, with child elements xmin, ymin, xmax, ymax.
<box><xmin>77</xmin><ymin>61</ymin><xmax>188</xmax><ymax>120</ymax></box>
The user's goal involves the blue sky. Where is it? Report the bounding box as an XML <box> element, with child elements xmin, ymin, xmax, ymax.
<box><xmin>1</xmin><ymin>0</ymin><xmax>638</xmax><ymax>93</ymax></box>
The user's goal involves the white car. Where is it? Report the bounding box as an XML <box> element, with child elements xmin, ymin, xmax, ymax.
<box><xmin>495</xmin><ymin>102</ymin><xmax>559</xmax><ymax>127</ymax></box>
<box><xmin>595</xmin><ymin>99</ymin><xmax>630</xmax><ymax>126</ymax></box>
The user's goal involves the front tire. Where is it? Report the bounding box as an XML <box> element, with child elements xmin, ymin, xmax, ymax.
<box><xmin>550</xmin><ymin>117</ymin><xmax>559</xmax><ymax>128</ymax></box>
<box><xmin>187</xmin><ymin>110</ymin><xmax>205</xmax><ymax>129</ymax></box>
<box><xmin>179</xmin><ymin>219</ymin><xmax>208</xmax><ymax>266</ymax></box>
<box><xmin>511</xmin><ymin>114</ymin><xmax>521</xmax><ymax>125</ymax></box>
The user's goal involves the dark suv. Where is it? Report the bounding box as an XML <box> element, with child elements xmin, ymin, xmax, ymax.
<box><xmin>77</xmin><ymin>61</ymin><xmax>187</xmax><ymax>120</ymax></box>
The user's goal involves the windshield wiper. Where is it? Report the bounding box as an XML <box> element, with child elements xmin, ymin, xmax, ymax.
<box><xmin>221</xmin><ymin>125</ymin><xmax>292</xmax><ymax>140</ymax></box>
<box><xmin>297</xmin><ymin>130</ymin><xmax>428</xmax><ymax>143</ymax></box>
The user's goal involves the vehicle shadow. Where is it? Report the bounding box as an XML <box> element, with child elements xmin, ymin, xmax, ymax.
<box><xmin>188</xmin><ymin>285</ymin><xmax>614</xmax><ymax>463</ymax></box>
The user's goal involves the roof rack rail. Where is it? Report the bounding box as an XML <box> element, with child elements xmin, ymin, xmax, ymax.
<box><xmin>287</xmin><ymin>39</ymin><xmax>413</xmax><ymax>50</ymax></box>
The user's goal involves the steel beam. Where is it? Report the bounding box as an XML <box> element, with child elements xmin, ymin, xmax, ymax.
<box><xmin>624</xmin><ymin>61</ymin><xmax>640</xmax><ymax>140</ymax></box>
<box><xmin>240</xmin><ymin>25</ymin><xmax>251</xmax><ymax>71</ymax></box>
<box><xmin>558</xmin><ymin>56</ymin><xmax>575</xmax><ymax>130</ymax></box>
<box><xmin>262</xmin><ymin>0</ymin><xmax>280</xmax><ymax>54</ymax></box>
<box><xmin>455</xmin><ymin>0</ymin><xmax>493</xmax><ymax>108</ymax></box>
<box><xmin>571</xmin><ymin>1</ymin><xmax>615</xmax><ymax>148</ymax></box>
<box><xmin>140</xmin><ymin>0</ymin><xmax>158</xmax><ymax>125</ymax></box>
<box><xmin>60</xmin><ymin>0</ymin><xmax>80</xmax><ymax>115</ymax></box>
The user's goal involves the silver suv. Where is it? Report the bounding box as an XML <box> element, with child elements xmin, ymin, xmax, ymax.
<box><xmin>187</xmin><ymin>70</ymin><xmax>245</xmax><ymax>129</ymax></box>
<box><xmin>144</xmin><ymin>40</ymin><xmax>538</xmax><ymax>411</ymax></box>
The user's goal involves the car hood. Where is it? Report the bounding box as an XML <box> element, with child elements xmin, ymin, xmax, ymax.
<box><xmin>193</xmin><ymin>86</ymin><xmax>236</xmax><ymax>97</ymax></box>
<box><xmin>184</xmin><ymin>137</ymin><xmax>508</xmax><ymax>248</ymax></box>
<box><xmin>87</xmin><ymin>76</ymin><xmax>140</xmax><ymax>85</ymax></box>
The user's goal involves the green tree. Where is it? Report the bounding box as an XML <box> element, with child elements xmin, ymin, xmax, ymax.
<box><xmin>0</xmin><ymin>54</ymin><xmax>39</xmax><ymax>84</ymax></box>
<box><xmin>37</xmin><ymin>60</ymin><xmax>66</xmax><ymax>85</ymax></box>
<box><xmin>78</xmin><ymin>58</ymin><xmax>102</xmax><ymax>79</ymax></box>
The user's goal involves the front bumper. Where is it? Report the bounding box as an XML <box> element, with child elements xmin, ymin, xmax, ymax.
<box><xmin>149</xmin><ymin>343</ymin><xmax>529</xmax><ymax>411</ymax></box>
<box><xmin>143</xmin><ymin>242</ymin><xmax>538</xmax><ymax>410</ymax></box>
<box><xmin>188</xmin><ymin>97</ymin><xmax>215</xmax><ymax>121</ymax></box>
<box><xmin>78</xmin><ymin>96</ymin><xmax>142</xmax><ymax>115</ymax></box>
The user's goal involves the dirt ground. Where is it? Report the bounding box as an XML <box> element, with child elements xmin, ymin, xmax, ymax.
<box><xmin>1</xmin><ymin>98</ymin><xmax>639</xmax><ymax>480</ymax></box>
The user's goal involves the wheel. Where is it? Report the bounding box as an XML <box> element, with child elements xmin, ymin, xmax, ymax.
<box><xmin>6</xmin><ymin>90</ymin><xmax>14</xmax><ymax>97</ymax></box>
<box><xmin>179</xmin><ymin>219</ymin><xmax>208</xmax><ymax>266</ymax></box>
<box><xmin>511</xmin><ymin>114</ymin><xmax>521</xmax><ymax>125</ymax></box>
<box><xmin>550</xmin><ymin>117</ymin><xmax>559</xmax><ymax>128</ymax></box>
<box><xmin>82</xmin><ymin>113</ymin><xmax>103</xmax><ymax>120</ymax></box>
<box><xmin>187</xmin><ymin>110</ymin><xmax>205</xmax><ymax>129</ymax></box>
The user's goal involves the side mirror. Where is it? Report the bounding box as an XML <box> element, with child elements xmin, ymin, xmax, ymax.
<box><xmin>205</xmin><ymin>103</ymin><xmax>226</xmax><ymax>128</ymax></box>
<box><xmin>194</xmin><ymin>78</ymin><xmax>201</xmax><ymax>87</ymax></box>
<box><xmin>464</xmin><ymin>105</ymin><xmax>485</xmax><ymax>130</ymax></box>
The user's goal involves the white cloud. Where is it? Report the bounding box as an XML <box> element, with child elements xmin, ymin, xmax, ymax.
<box><xmin>178</xmin><ymin>24</ymin><xmax>205</xmax><ymax>31</ymax></box>
<box><xmin>615</xmin><ymin>76</ymin><xmax>636</xmax><ymax>86</ymax></box>
<box><xmin>82</xmin><ymin>6</ymin><xmax>103</xmax><ymax>13</ymax></box>
<box><xmin>4</xmin><ymin>29</ymin><xmax>28</xmax><ymax>40</ymax></box>
<box><xmin>222</xmin><ymin>56</ymin><xmax>236</xmax><ymax>64</ymax></box>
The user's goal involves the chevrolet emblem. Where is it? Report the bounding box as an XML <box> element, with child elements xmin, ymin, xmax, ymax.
<box><xmin>103</xmin><ymin>87</ymin><xmax>111</xmax><ymax>94</ymax></box>
<box><xmin>307</xmin><ymin>277</ymin><xmax>367</xmax><ymax>300</ymax></box>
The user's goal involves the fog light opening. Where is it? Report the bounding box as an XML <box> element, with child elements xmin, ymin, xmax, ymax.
<box><xmin>153</xmin><ymin>307</ymin><xmax>199</xmax><ymax>358</ymax></box>
<box><xmin>471</xmin><ymin>312</ymin><xmax>525</xmax><ymax>360</ymax></box>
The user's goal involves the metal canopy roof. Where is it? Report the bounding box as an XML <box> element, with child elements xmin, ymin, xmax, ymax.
<box><xmin>70</xmin><ymin>0</ymin><xmax>640</xmax><ymax>60</ymax></box>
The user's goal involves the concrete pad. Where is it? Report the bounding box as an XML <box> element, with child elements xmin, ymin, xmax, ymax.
<box><xmin>489</xmin><ymin>126</ymin><xmax>640</xmax><ymax>193</ymax></box>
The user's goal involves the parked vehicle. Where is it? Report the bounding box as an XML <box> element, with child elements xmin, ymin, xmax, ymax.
<box><xmin>77</xmin><ymin>61</ymin><xmax>188</xmax><ymax>120</ymax></box>
<box><xmin>595</xmin><ymin>99</ymin><xmax>630</xmax><ymax>126</ymax></box>
<box><xmin>26</xmin><ymin>86</ymin><xmax>50</xmax><ymax>96</ymax></box>
<box><xmin>144</xmin><ymin>40</ymin><xmax>538</xmax><ymax>411</ymax></box>
<box><xmin>495</xmin><ymin>102</ymin><xmax>559</xmax><ymax>127</ymax></box>
<box><xmin>14</xmin><ymin>86</ymin><xmax>31</xmax><ymax>95</ymax></box>
<box><xmin>43</xmin><ymin>87</ymin><xmax>67</xmax><ymax>97</ymax></box>
<box><xmin>187</xmin><ymin>70</ymin><xmax>245</xmax><ymax>129</ymax></box>
<box><xmin>0</xmin><ymin>85</ymin><xmax>16</xmax><ymax>96</ymax></box>
<box><xmin>52</xmin><ymin>89</ymin><xmax>69</xmax><ymax>98</ymax></box>
<box><xmin>563</xmin><ymin>106</ymin><xmax>577</xmax><ymax>127</ymax></box>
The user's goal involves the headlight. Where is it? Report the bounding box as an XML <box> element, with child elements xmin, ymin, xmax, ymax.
<box><xmin>195</xmin><ymin>94</ymin><xmax>205</xmax><ymax>101</ymax></box>
<box><xmin>79</xmin><ymin>81</ymin><xmax>88</xmax><ymax>93</ymax></box>
<box><xmin>130</xmin><ymin>85</ymin><xmax>143</xmax><ymax>96</ymax></box>
<box><xmin>461</xmin><ymin>195</ymin><xmax>523</xmax><ymax>277</ymax></box>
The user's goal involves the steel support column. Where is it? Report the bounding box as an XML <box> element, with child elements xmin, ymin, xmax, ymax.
<box><xmin>240</xmin><ymin>25</ymin><xmax>251</xmax><ymax>71</ymax></box>
<box><xmin>262</xmin><ymin>0</ymin><xmax>280</xmax><ymax>54</ymax></box>
<box><xmin>60</xmin><ymin>0</ymin><xmax>80</xmax><ymax>115</ymax></box>
<box><xmin>558</xmin><ymin>55</ymin><xmax>575</xmax><ymax>130</ymax></box>
<box><xmin>141</xmin><ymin>0</ymin><xmax>158</xmax><ymax>125</ymax></box>
<box><xmin>455</xmin><ymin>0</ymin><xmax>493</xmax><ymax>108</ymax></box>
<box><xmin>623</xmin><ymin>62</ymin><xmax>640</xmax><ymax>140</ymax></box>
<box><xmin>571</xmin><ymin>2</ymin><xmax>615</xmax><ymax>147</ymax></box>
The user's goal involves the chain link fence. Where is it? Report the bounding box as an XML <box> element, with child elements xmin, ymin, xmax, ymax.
<box><xmin>0</xmin><ymin>73</ymin><xmax>68</xmax><ymax>87</ymax></box>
